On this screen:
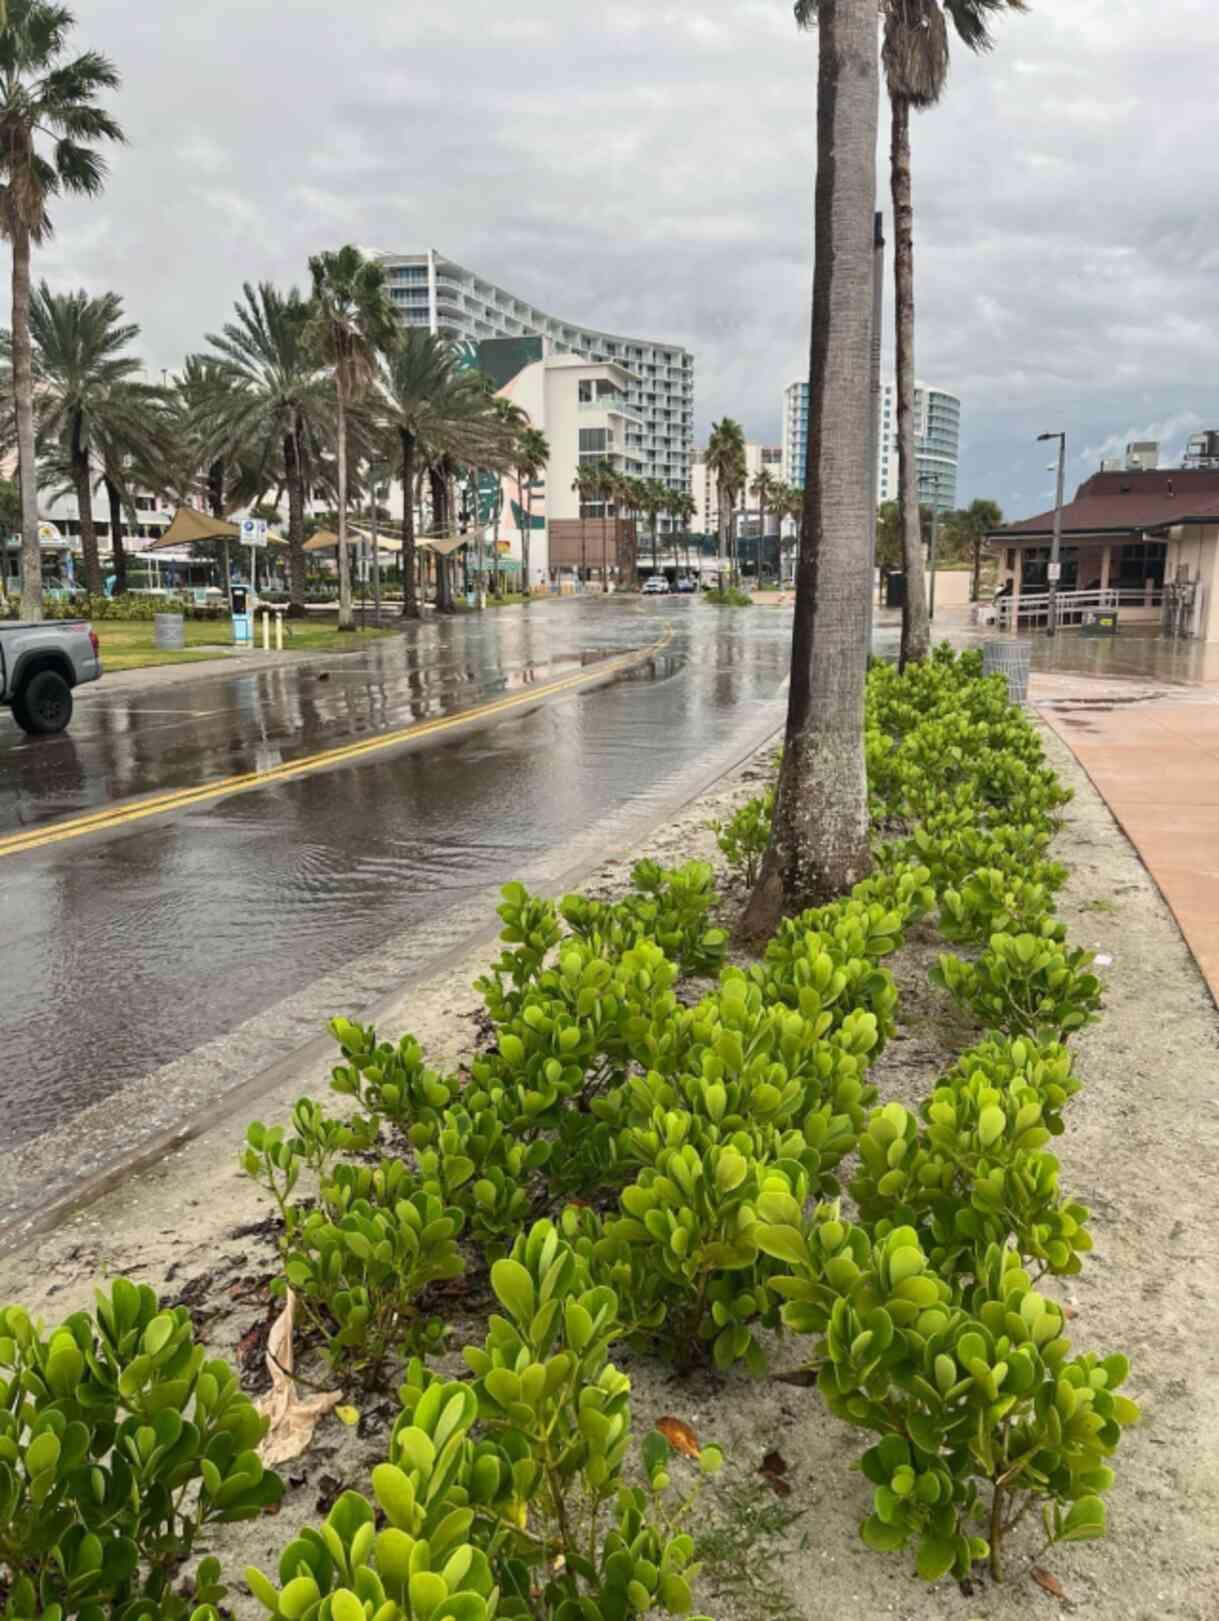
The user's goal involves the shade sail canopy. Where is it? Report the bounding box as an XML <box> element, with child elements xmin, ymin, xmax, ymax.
<box><xmin>148</xmin><ymin>506</ymin><xmax>242</xmax><ymax>549</ymax></box>
<box><xmin>304</xmin><ymin>527</ymin><xmax>400</xmax><ymax>553</ymax></box>
<box><xmin>148</xmin><ymin>506</ymin><xmax>287</xmax><ymax>550</ymax></box>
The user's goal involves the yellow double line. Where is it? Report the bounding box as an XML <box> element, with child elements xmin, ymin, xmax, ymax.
<box><xmin>0</xmin><ymin>623</ymin><xmax>673</xmax><ymax>860</ymax></box>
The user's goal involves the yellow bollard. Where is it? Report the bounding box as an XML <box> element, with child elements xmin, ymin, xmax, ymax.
<box><xmin>276</xmin><ymin>612</ymin><xmax>284</xmax><ymax>653</ymax></box>
<box><xmin>262</xmin><ymin>611</ymin><xmax>270</xmax><ymax>652</ymax></box>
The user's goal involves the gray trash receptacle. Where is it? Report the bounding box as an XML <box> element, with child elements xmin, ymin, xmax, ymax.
<box><xmin>982</xmin><ymin>638</ymin><xmax>1031</xmax><ymax>705</ymax></box>
<box><xmin>154</xmin><ymin>612</ymin><xmax>185</xmax><ymax>651</ymax></box>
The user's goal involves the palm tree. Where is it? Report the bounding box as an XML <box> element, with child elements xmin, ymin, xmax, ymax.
<box><xmin>94</xmin><ymin>381</ymin><xmax>171</xmax><ymax>594</ymax></box>
<box><xmin>28</xmin><ymin>284</ymin><xmax>159</xmax><ymax>595</ymax></box>
<box><xmin>741</xmin><ymin>0</ymin><xmax>878</xmax><ymax>935</ymax></box>
<box><xmin>380</xmin><ymin>333</ymin><xmax>516</xmax><ymax>616</ymax></box>
<box><xmin>199</xmin><ymin>282</ymin><xmax>331</xmax><ymax>617</ymax></box>
<box><xmin>306</xmin><ymin>245</ymin><xmax>397</xmax><ymax>631</ymax></box>
<box><xmin>514</xmin><ymin>425</ymin><xmax>548</xmax><ymax>601</ymax></box>
<box><xmin>706</xmin><ymin>418</ymin><xmax>745</xmax><ymax>586</ymax></box>
<box><xmin>947</xmin><ymin>496</ymin><xmax>1003</xmax><ymax>601</ymax></box>
<box><xmin>486</xmin><ymin>394</ymin><xmax>527</xmax><ymax>597</ymax></box>
<box><xmin>797</xmin><ymin>0</ymin><xmax>1025</xmax><ymax>666</ymax></box>
<box><xmin>750</xmin><ymin>465</ymin><xmax>779</xmax><ymax>583</ymax></box>
<box><xmin>666</xmin><ymin>488</ymin><xmax>696</xmax><ymax>578</ymax></box>
<box><xmin>0</xmin><ymin>1</ymin><xmax>122</xmax><ymax>618</ymax></box>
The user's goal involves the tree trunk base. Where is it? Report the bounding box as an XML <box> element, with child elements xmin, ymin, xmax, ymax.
<box><xmin>286</xmin><ymin>602</ymin><xmax>308</xmax><ymax>619</ymax></box>
<box><xmin>336</xmin><ymin>622</ymin><xmax>357</xmax><ymax>634</ymax></box>
<box><xmin>737</xmin><ymin>867</ymin><xmax>786</xmax><ymax>944</ymax></box>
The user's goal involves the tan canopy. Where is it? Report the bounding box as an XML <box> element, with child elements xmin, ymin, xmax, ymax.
<box><xmin>148</xmin><ymin>506</ymin><xmax>287</xmax><ymax>549</ymax></box>
<box><xmin>147</xmin><ymin>506</ymin><xmax>241</xmax><ymax>550</ymax></box>
<box><xmin>303</xmin><ymin>526</ymin><xmax>400</xmax><ymax>553</ymax></box>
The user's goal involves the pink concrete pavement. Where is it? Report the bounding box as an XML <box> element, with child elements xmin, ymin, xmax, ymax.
<box><xmin>1033</xmin><ymin>673</ymin><xmax>1219</xmax><ymax>1003</ymax></box>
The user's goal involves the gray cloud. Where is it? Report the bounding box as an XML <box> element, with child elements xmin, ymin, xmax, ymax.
<box><xmin>31</xmin><ymin>0</ymin><xmax>1219</xmax><ymax>520</ymax></box>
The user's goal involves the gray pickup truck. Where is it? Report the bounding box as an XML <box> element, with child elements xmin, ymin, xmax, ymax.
<box><xmin>0</xmin><ymin>620</ymin><xmax>102</xmax><ymax>734</ymax></box>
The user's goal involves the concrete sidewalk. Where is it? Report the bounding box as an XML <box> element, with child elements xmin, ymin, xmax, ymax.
<box><xmin>1033</xmin><ymin>673</ymin><xmax>1219</xmax><ymax>1003</ymax></box>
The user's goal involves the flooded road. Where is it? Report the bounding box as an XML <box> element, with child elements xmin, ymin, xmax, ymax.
<box><xmin>0</xmin><ymin>599</ymin><xmax>795</xmax><ymax>1147</ymax></box>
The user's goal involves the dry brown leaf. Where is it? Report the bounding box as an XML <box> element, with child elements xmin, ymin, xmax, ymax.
<box><xmin>656</xmin><ymin>1416</ymin><xmax>701</xmax><ymax>1459</ymax></box>
<box><xmin>761</xmin><ymin>1449</ymin><xmax>789</xmax><ymax>1476</ymax></box>
<box><xmin>1031</xmin><ymin>1567</ymin><xmax>1068</xmax><ymax>1601</ymax></box>
<box><xmin>255</xmin><ymin>1289</ymin><xmax>344</xmax><ymax>1466</ymax></box>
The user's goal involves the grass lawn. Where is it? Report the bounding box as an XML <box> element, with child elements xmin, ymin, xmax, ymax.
<box><xmin>97</xmin><ymin>618</ymin><xmax>397</xmax><ymax>672</ymax></box>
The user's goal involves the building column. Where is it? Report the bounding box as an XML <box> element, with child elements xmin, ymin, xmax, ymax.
<box><xmin>427</xmin><ymin>249</ymin><xmax>438</xmax><ymax>336</ymax></box>
<box><xmin>1009</xmin><ymin>559</ymin><xmax>1021</xmax><ymax>631</ymax></box>
<box><xmin>1099</xmin><ymin>543</ymin><xmax>1111</xmax><ymax>596</ymax></box>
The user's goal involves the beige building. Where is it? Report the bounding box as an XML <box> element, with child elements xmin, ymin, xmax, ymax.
<box><xmin>490</xmin><ymin>348</ymin><xmax>645</xmax><ymax>585</ymax></box>
<box><xmin>989</xmin><ymin>467</ymin><xmax>1219</xmax><ymax>641</ymax></box>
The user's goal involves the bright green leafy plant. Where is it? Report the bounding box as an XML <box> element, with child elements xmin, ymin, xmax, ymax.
<box><xmin>0</xmin><ymin>1281</ymin><xmax>281</xmax><ymax>1621</ymax></box>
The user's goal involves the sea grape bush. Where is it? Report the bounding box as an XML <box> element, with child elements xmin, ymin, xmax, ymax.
<box><xmin>223</xmin><ymin>645</ymin><xmax>1130</xmax><ymax>1588</ymax></box>
<box><xmin>0</xmin><ymin>1282</ymin><xmax>281</xmax><ymax>1621</ymax></box>
<box><xmin>710</xmin><ymin>790</ymin><xmax>773</xmax><ymax>887</ymax></box>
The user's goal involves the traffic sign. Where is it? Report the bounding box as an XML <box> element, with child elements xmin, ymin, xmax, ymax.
<box><xmin>1046</xmin><ymin>562</ymin><xmax>1062</xmax><ymax>583</ymax></box>
<box><xmin>241</xmin><ymin>517</ymin><xmax>269</xmax><ymax>548</ymax></box>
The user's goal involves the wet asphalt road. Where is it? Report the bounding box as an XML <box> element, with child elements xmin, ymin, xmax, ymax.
<box><xmin>0</xmin><ymin>598</ymin><xmax>800</xmax><ymax>1149</ymax></box>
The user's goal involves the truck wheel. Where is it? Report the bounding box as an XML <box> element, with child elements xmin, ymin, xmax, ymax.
<box><xmin>15</xmin><ymin>670</ymin><xmax>74</xmax><ymax>735</ymax></box>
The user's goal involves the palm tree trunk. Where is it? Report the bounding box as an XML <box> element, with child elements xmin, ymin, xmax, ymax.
<box><xmin>972</xmin><ymin>533</ymin><xmax>982</xmax><ymax>603</ymax></box>
<box><xmin>284</xmin><ymin>429</ymin><xmax>307</xmax><ymax>617</ymax></box>
<box><xmin>652</xmin><ymin>511</ymin><xmax>659</xmax><ymax>574</ymax></box>
<box><xmin>891</xmin><ymin>92</ymin><xmax>930</xmax><ymax>669</ymax></box>
<box><xmin>105</xmin><ymin>476</ymin><xmax>128</xmax><ymax>595</ymax></box>
<box><xmin>72</xmin><ymin>441</ymin><xmax>102</xmax><ymax>596</ymax></box>
<box><xmin>12</xmin><ymin>223</ymin><xmax>41</xmax><ymax>621</ymax></box>
<box><xmin>522</xmin><ymin>477</ymin><xmax>532</xmax><ymax>602</ymax></box>
<box><xmin>335</xmin><ymin>384</ymin><xmax>354</xmax><ymax>631</ymax></box>
<box><xmin>400</xmin><ymin>428</ymin><xmax>420</xmax><ymax>618</ymax></box>
<box><xmin>741</xmin><ymin>0</ymin><xmax>877</xmax><ymax>936</ymax></box>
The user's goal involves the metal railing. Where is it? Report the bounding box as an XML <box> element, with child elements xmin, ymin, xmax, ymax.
<box><xmin>995</xmin><ymin>586</ymin><xmax>1164</xmax><ymax>630</ymax></box>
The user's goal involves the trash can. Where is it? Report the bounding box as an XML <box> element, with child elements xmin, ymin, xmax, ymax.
<box><xmin>153</xmin><ymin>612</ymin><xmax>185</xmax><ymax>651</ymax></box>
<box><xmin>885</xmin><ymin>571</ymin><xmax>906</xmax><ymax>609</ymax></box>
<box><xmin>230</xmin><ymin>585</ymin><xmax>248</xmax><ymax>614</ymax></box>
<box><xmin>982</xmin><ymin>639</ymin><xmax>1032</xmax><ymax>705</ymax></box>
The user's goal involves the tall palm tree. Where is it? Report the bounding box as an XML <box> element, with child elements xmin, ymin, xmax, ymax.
<box><xmin>948</xmin><ymin>495</ymin><xmax>1003</xmax><ymax>601</ymax></box>
<box><xmin>486</xmin><ymin>394</ymin><xmax>527</xmax><ymax>598</ymax></box>
<box><xmin>306</xmin><ymin>245</ymin><xmax>397</xmax><ymax>631</ymax></box>
<box><xmin>199</xmin><ymin>282</ymin><xmax>331</xmax><ymax>617</ymax></box>
<box><xmin>666</xmin><ymin>488</ymin><xmax>695</xmax><ymax>578</ymax></box>
<box><xmin>28</xmin><ymin>284</ymin><xmax>159</xmax><ymax>595</ymax></box>
<box><xmin>514</xmin><ymin>425</ymin><xmax>548</xmax><ymax>601</ymax></box>
<box><xmin>797</xmin><ymin>0</ymin><xmax>1025</xmax><ymax>666</ymax></box>
<box><xmin>380</xmin><ymin>332</ymin><xmax>515</xmax><ymax>617</ymax></box>
<box><xmin>94</xmin><ymin>380</ymin><xmax>172</xmax><ymax>594</ymax></box>
<box><xmin>742</xmin><ymin>0</ymin><xmax>878</xmax><ymax>935</ymax></box>
<box><xmin>0</xmin><ymin>1</ymin><xmax>122</xmax><ymax>618</ymax></box>
<box><xmin>750</xmin><ymin>465</ymin><xmax>779</xmax><ymax>583</ymax></box>
<box><xmin>706</xmin><ymin>418</ymin><xmax>745</xmax><ymax>586</ymax></box>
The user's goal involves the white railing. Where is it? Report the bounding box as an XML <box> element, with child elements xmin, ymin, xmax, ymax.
<box><xmin>995</xmin><ymin>586</ymin><xmax>1163</xmax><ymax>630</ymax></box>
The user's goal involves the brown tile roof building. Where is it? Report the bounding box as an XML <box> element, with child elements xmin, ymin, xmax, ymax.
<box><xmin>990</xmin><ymin>468</ymin><xmax>1219</xmax><ymax>540</ymax></box>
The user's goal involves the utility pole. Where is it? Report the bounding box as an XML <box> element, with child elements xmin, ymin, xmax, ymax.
<box><xmin>865</xmin><ymin>210</ymin><xmax>885</xmax><ymax>650</ymax></box>
<box><xmin>927</xmin><ymin>501</ymin><xmax>939</xmax><ymax>619</ymax></box>
<box><xmin>1037</xmin><ymin>430</ymin><xmax>1066</xmax><ymax>633</ymax></box>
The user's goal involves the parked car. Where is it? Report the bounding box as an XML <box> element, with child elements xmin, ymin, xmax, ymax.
<box><xmin>674</xmin><ymin>576</ymin><xmax>696</xmax><ymax>593</ymax></box>
<box><xmin>641</xmin><ymin>575</ymin><xmax>670</xmax><ymax>595</ymax></box>
<box><xmin>0</xmin><ymin>619</ymin><xmax>102</xmax><ymax>734</ymax></box>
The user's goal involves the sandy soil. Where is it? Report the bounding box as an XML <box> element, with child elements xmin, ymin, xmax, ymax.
<box><xmin>2</xmin><ymin>725</ymin><xmax>1217</xmax><ymax>1621</ymax></box>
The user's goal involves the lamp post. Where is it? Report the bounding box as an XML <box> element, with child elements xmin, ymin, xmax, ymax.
<box><xmin>1037</xmin><ymin>431</ymin><xmax>1066</xmax><ymax>634</ymax></box>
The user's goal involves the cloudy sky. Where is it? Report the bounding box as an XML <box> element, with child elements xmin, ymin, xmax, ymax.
<box><xmin>33</xmin><ymin>0</ymin><xmax>1219</xmax><ymax>519</ymax></box>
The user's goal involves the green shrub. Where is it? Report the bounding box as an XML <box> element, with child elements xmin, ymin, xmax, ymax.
<box><xmin>702</xmin><ymin>587</ymin><xmax>752</xmax><ymax>606</ymax></box>
<box><xmin>755</xmin><ymin>1211</ymin><xmax>1138</xmax><ymax>1584</ymax></box>
<box><xmin>932</xmin><ymin>927</ymin><xmax>1103</xmax><ymax>1042</ymax></box>
<box><xmin>245</xmin><ymin>1221</ymin><xmax>723</xmax><ymax>1621</ymax></box>
<box><xmin>710</xmin><ymin>790</ymin><xmax>772</xmax><ymax>887</ymax></box>
<box><xmin>0</xmin><ymin>1281</ymin><xmax>281</xmax><ymax>1621</ymax></box>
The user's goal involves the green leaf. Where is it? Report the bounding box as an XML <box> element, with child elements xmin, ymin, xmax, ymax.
<box><xmin>977</xmin><ymin>1106</ymin><xmax>1005</xmax><ymax>1147</ymax></box>
<box><xmin>490</xmin><ymin>1259</ymin><xmax>535</xmax><ymax>1327</ymax></box>
<box><xmin>1060</xmin><ymin>1496</ymin><xmax>1106</xmax><ymax>1542</ymax></box>
<box><xmin>754</xmin><ymin>1224</ymin><xmax>809</xmax><ymax>1267</ymax></box>
<box><xmin>915</xmin><ymin>1534</ymin><xmax>957</xmax><ymax>1582</ymax></box>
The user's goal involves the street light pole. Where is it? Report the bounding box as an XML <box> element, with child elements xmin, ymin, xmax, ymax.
<box><xmin>370</xmin><ymin>460</ymin><xmax>382</xmax><ymax>628</ymax></box>
<box><xmin>1038</xmin><ymin>431</ymin><xmax>1066</xmax><ymax>634</ymax></box>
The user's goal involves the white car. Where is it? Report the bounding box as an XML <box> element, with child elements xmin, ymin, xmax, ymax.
<box><xmin>642</xmin><ymin>576</ymin><xmax>669</xmax><ymax>595</ymax></box>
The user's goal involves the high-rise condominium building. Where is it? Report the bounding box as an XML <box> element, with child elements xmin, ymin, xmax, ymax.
<box><xmin>377</xmin><ymin>250</ymin><xmax>694</xmax><ymax>511</ymax></box>
<box><xmin>783</xmin><ymin>378</ymin><xmax>961</xmax><ymax>512</ymax></box>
